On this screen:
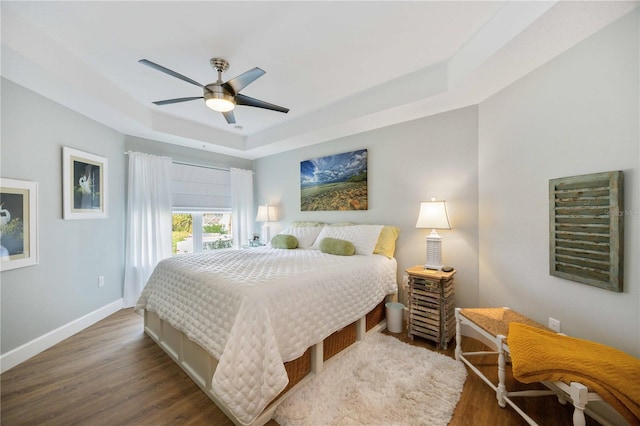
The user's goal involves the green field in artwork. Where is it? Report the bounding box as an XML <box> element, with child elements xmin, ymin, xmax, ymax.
<box><xmin>301</xmin><ymin>181</ymin><xmax>367</xmax><ymax>211</ymax></box>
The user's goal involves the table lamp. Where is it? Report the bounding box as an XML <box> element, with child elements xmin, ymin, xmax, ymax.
<box><xmin>415</xmin><ymin>199</ymin><xmax>451</xmax><ymax>270</ymax></box>
<box><xmin>256</xmin><ymin>204</ymin><xmax>277</xmax><ymax>244</ymax></box>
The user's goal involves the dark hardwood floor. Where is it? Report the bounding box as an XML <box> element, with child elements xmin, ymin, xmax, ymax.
<box><xmin>1</xmin><ymin>309</ymin><xmax>597</xmax><ymax>425</ymax></box>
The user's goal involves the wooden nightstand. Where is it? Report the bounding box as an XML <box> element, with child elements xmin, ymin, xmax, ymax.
<box><xmin>405</xmin><ymin>266</ymin><xmax>456</xmax><ymax>349</ymax></box>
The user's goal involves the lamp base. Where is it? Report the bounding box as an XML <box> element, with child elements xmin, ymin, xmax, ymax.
<box><xmin>424</xmin><ymin>264</ymin><xmax>443</xmax><ymax>271</ymax></box>
<box><xmin>262</xmin><ymin>223</ymin><xmax>272</xmax><ymax>245</ymax></box>
<box><xmin>424</xmin><ymin>233</ymin><xmax>443</xmax><ymax>271</ymax></box>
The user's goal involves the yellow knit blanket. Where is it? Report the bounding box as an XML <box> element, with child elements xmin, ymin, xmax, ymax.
<box><xmin>508</xmin><ymin>322</ymin><xmax>640</xmax><ymax>425</ymax></box>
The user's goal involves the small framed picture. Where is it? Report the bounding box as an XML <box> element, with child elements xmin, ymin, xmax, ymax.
<box><xmin>1</xmin><ymin>178</ymin><xmax>38</xmax><ymax>271</ymax></box>
<box><xmin>63</xmin><ymin>147</ymin><xmax>108</xmax><ymax>219</ymax></box>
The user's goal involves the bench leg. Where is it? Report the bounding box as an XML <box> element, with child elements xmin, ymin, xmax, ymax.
<box><xmin>569</xmin><ymin>382</ymin><xmax>588</xmax><ymax>426</ymax></box>
<box><xmin>496</xmin><ymin>334</ymin><xmax>507</xmax><ymax>408</ymax></box>
<box><xmin>455</xmin><ymin>308</ymin><xmax>462</xmax><ymax>360</ymax></box>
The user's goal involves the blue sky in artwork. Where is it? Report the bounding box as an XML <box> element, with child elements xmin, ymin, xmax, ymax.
<box><xmin>300</xmin><ymin>149</ymin><xmax>367</xmax><ymax>187</ymax></box>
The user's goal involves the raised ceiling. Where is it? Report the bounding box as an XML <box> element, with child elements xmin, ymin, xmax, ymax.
<box><xmin>1</xmin><ymin>1</ymin><xmax>637</xmax><ymax>159</ymax></box>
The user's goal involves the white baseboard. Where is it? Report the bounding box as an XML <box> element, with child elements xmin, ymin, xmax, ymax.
<box><xmin>0</xmin><ymin>299</ymin><xmax>123</xmax><ymax>373</ymax></box>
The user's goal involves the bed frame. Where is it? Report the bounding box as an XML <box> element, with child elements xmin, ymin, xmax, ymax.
<box><xmin>454</xmin><ymin>307</ymin><xmax>628</xmax><ymax>426</ymax></box>
<box><xmin>143</xmin><ymin>297</ymin><xmax>392</xmax><ymax>426</ymax></box>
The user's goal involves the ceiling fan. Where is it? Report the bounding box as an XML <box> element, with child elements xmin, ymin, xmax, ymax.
<box><xmin>139</xmin><ymin>57</ymin><xmax>289</xmax><ymax>124</ymax></box>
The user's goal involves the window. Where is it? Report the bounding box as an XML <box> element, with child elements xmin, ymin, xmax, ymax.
<box><xmin>172</xmin><ymin>211</ymin><xmax>233</xmax><ymax>254</ymax></box>
<box><xmin>170</xmin><ymin>162</ymin><xmax>233</xmax><ymax>254</ymax></box>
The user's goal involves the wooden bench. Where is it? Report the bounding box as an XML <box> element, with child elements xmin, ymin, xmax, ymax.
<box><xmin>454</xmin><ymin>307</ymin><xmax>628</xmax><ymax>426</ymax></box>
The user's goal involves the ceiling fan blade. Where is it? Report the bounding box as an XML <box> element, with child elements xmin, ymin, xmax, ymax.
<box><xmin>222</xmin><ymin>67</ymin><xmax>265</xmax><ymax>95</ymax></box>
<box><xmin>139</xmin><ymin>59</ymin><xmax>204</xmax><ymax>88</ymax></box>
<box><xmin>222</xmin><ymin>110</ymin><xmax>236</xmax><ymax>124</ymax></box>
<box><xmin>152</xmin><ymin>96</ymin><xmax>203</xmax><ymax>106</ymax></box>
<box><xmin>235</xmin><ymin>94</ymin><xmax>289</xmax><ymax>113</ymax></box>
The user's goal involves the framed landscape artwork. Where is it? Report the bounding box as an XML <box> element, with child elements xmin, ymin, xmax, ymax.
<box><xmin>0</xmin><ymin>178</ymin><xmax>38</xmax><ymax>271</ymax></box>
<box><xmin>300</xmin><ymin>149</ymin><xmax>368</xmax><ymax>211</ymax></box>
<box><xmin>63</xmin><ymin>147</ymin><xmax>108</xmax><ymax>219</ymax></box>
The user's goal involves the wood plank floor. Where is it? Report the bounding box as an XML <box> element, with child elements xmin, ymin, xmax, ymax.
<box><xmin>1</xmin><ymin>309</ymin><xmax>598</xmax><ymax>425</ymax></box>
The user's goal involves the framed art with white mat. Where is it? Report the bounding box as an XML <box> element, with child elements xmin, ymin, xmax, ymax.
<box><xmin>0</xmin><ymin>178</ymin><xmax>38</xmax><ymax>271</ymax></box>
<box><xmin>62</xmin><ymin>147</ymin><xmax>108</xmax><ymax>219</ymax></box>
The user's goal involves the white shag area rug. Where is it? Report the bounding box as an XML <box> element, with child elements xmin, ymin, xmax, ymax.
<box><xmin>273</xmin><ymin>332</ymin><xmax>467</xmax><ymax>426</ymax></box>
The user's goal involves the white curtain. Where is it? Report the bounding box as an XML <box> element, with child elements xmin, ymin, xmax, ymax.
<box><xmin>123</xmin><ymin>152</ymin><xmax>173</xmax><ymax>307</ymax></box>
<box><xmin>230</xmin><ymin>168</ymin><xmax>254</xmax><ymax>249</ymax></box>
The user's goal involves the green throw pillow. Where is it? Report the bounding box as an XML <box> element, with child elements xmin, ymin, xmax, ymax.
<box><xmin>320</xmin><ymin>237</ymin><xmax>355</xmax><ymax>256</ymax></box>
<box><xmin>271</xmin><ymin>234</ymin><xmax>298</xmax><ymax>249</ymax></box>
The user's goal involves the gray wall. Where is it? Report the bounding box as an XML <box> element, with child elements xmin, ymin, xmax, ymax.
<box><xmin>254</xmin><ymin>10</ymin><xmax>639</xmax><ymax>357</ymax></box>
<box><xmin>255</xmin><ymin>107</ymin><xmax>480</xmax><ymax>308</ymax></box>
<box><xmin>1</xmin><ymin>78</ymin><xmax>125</xmax><ymax>354</ymax></box>
<box><xmin>0</xmin><ymin>80</ymin><xmax>255</xmax><ymax>356</ymax></box>
<box><xmin>478</xmin><ymin>10</ymin><xmax>639</xmax><ymax>356</ymax></box>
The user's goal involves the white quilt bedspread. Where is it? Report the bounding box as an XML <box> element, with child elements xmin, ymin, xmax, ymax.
<box><xmin>135</xmin><ymin>247</ymin><xmax>397</xmax><ymax>425</ymax></box>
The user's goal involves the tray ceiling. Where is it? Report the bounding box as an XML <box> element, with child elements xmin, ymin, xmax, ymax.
<box><xmin>1</xmin><ymin>1</ymin><xmax>636</xmax><ymax>159</ymax></box>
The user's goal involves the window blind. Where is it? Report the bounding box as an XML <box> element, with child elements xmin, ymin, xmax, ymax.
<box><xmin>171</xmin><ymin>163</ymin><xmax>231</xmax><ymax>210</ymax></box>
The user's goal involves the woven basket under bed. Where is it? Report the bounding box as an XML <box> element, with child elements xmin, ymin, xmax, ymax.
<box><xmin>279</xmin><ymin>300</ymin><xmax>386</xmax><ymax>395</ymax></box>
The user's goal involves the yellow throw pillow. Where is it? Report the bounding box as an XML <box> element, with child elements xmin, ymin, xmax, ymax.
<box><xmin>373</xmin><ymin>226</ymin><xmax>400</xmax><ymax>258</ymax></box>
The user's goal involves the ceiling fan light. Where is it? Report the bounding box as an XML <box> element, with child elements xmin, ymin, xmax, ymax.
<box><xmin>204</xmin><ymin>91</ymin><xmax>235</xmax><ymax>112</ymax></box>
<box><xmin>205</xmin><ymin>97</ymin><xmax>235</xmax><ymax>112</ymax></box>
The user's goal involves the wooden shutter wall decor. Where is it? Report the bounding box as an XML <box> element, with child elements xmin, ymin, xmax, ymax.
<box><xmin>549</xmin><ymin>171</ymin><xmax>623</xmax><ymax>292</ymax></box>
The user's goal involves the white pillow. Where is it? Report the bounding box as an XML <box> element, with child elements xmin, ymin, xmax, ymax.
<box><xmin>311</xmin><ymin>225</ymin><xmax>384</xmax><ymax>255</ymax></box>
<box><xmin>278</xmin><ymin>226</ymin><xmax>325</xmax><ymax>249</ymax></box>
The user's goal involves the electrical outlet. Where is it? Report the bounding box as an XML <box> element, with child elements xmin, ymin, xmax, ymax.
<box><xmin>548</xmin><ymin>317</ymin><xmax>560</xmax><ymax>332</ymax></box>
<box><xmin>98</xmin><ymin>275</ymin><xmax>105</xmax><ymax>288</ymax></box>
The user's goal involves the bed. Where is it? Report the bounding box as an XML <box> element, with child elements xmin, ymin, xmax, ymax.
<box><xmin>134</xmin><ymin>224</ymin><xmax>399</xmax><ymax>425</ymax></box>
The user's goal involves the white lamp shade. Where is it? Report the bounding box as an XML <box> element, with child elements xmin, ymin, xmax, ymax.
<box><xmin>256</xmin><ymin>205</ymin><xmax>277</xmax><ymax>222</ymax></box>
<box><xmin>415</xmin><ymin>200</ymin><xmax>451</xmax><ymax>229</ymax></box>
